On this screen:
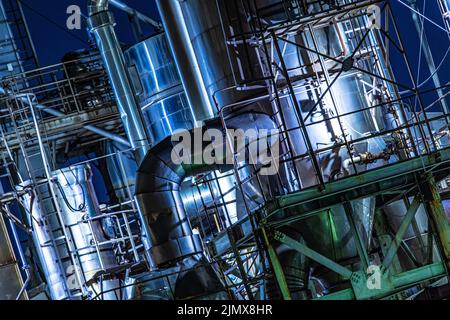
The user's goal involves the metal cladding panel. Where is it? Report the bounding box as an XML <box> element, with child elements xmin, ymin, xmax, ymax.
<box><xmin>0</xmin><ymin>216</ymin><xmax>15</xmax><ymax>266</ymax></box>
<box><xmin>124</xmin><ymin>33</ymin><xmax>195</xmax><ymax>144</ymax></box>
<box><xmin>0</xmin><ymin>264</ymin><xmax>24</xmax><ymax>300</ymax></box>
<box><xmin>0</xmin><ymin>215</ymin><xmax>24</xmax><ymax>300</ymax></box>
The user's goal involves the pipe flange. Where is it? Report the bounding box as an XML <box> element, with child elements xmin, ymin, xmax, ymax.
<box><xmin>151</xmin><ymin>234</ymin><xmax>203</xmax><ymax>267</ymax></box>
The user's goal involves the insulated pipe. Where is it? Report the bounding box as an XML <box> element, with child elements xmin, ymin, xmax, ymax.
<box><xmin>135</xmin><ymin>112</ymin><xmax>278</xmax><ymax>267</ymax></box>
<box><xmin>88</xmin><ymin>0</ymin><xmax>150</xmax><ymax>163</ymax></box>
<box><xmin>0</xmin><ymin>88</ymin><xmax>131</xmax><ymax>148</ymax></box>
<box><xmin>155</xmin><ymin>0</ymin><xmax>214</xmax><ymax>123</ymax></box>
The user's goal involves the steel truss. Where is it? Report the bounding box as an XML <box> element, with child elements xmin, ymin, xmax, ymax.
<box><xmin>183</xmin><ymin>0</ymin><xmax>450</xmax><ymax>300</ymax></box>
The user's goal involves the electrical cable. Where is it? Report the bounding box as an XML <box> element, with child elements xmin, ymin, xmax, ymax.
<box><xmin>55</xmin><ymin>179</ymin><xmax>87</xmax><ymax>213</ymax></box>
<box><xmin>397</xmin><ymin>0</ymin><xmax>450</xmax><ymax>34</ymax></box>
<box><xmin>17</xmin><ymin>0</ymin><xmax>90</xmax><ymax>46</ymax></box>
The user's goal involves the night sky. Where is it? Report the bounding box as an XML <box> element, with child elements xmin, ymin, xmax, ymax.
<box><xmin>19</xmin><ymin>0</ymin><xmax>160</xmax><ymax>66</ymax></box>
<box><xmin>19</xmin><ymin>0</ymin><xmax>450</xmax><ymax>91</ymax></box>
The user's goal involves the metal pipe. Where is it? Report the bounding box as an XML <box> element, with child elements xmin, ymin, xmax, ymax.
<box><xmin>135</xmin><ymin>112</ymin><xmax>277</xmax><ymax>298</ymax></box>
<box><xmin>88</xmin><ymin>0</ymin><xmax>150</xmax><ymax>164</ymax></box>
<box><xmin>0</xmin><ymin>87</ymin><xmax>131</xmax><ymax>148</ymax></box>
<box><xmin>155</xmin><ymin>0</ymin><xmax>214</xmax><ymax>123</ymax></box>
<box><xmin>135</xmin><ymin>112</ymin><xmax>277</xmax><ymax>267</ymax></box>
<box><xmin>8</xmin><ymin>218</ymin><xmax>30</xmax><ymax>300</ymax></box>
<box><xmin>110</xmin><ymin>0</ymin><xmax>162</xmax><ymax>29</ymax></box>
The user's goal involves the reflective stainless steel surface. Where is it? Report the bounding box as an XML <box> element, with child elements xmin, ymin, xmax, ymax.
<box><xmin>110</xmin><ymin>0</ymin><xmax>161</xmax><ymax>29</ymax></box>
<box><xmin>19</xmin><ymin>182</ymin><xmax>71</xmax><ymax>300</ymax></box>
<box><xmin>155</xmin><ymin>0</ymin><xmax>214</xmax><ymax>123</ymax></box>
<box><xmin>88</xmin><ymin>0</ymin><xmax>150</xmax><ymax>163</ymax></box>
<box><xmin>135</xmin><ymin>112</ymin><xmax>278</xmax><ymax>267</ymax></box>
<box><xmin>53</xmin><ymin>165</ymin><xmax>118</xmax><ymax>284</ymax></box>
<box><xmin>19</xmin><ymin>164</ymin><xmax>120</xmax><ymax>300</ymax></box>
<box><xmin>124</xmin><ymin>33</ymin><xmax>196</xmax><ymax>144</ymax></box>
<box><xmin>177</xmin><ymin>0</ymin><xmax>268</xmax><ymax>110</ymax></box>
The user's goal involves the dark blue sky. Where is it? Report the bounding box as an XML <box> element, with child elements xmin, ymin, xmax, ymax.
<box><xmin>19</xmin><ymin>0</ymin><xmax>450</xmax><ymax>87</ymax></box>
<box><xmin>20</xmin><ymin>0</ymin><xmax>160</xmax><ymax>66</ymax></box>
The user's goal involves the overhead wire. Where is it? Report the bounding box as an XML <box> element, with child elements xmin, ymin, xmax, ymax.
<box><xmin>17</xmin><ymin>0</ymin><xmax>90</xmax><ymax>46</ymax></box>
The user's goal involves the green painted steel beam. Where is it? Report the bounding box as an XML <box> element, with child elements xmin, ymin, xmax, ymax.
<box><xmin>392</xmin><ymin>262</ymin><xmax>446</xmax><ymax>288</ymax></box>
<box><xmin>274</xmin><ymin>231</ymin><xmax>354</xmax><ymax>279</ymax></box>
<box><xmin>261</xmin><ymin>228</ymin><xmax>292</xmax><ymax>300</ymax></box>
<box><xmin>316</xmin><ymin>288</ymin><xmax>356</xmax><ymax>300</ymax></box>
<box><xmin>265</xmin><ymin>148</ymin><xmax>450</xmax><ymax>225</ymax></box>
<box><xmin>313</xmin><ymin>262</ymin><xmax>446</xmax><ymax>300</ymax></box>
<box><xmin>422</xmin><ymin>177</ymin><xmax>450</xmax><ymax>268</ymax></box>
<box><xmin>374</xmin><ymin>209</ymin><xmax>403</xmax><ymax>274</ymax></box>
<box><xmin>279</xmin><ymin>149</ymin><xmax>450</xmax><ymax>208</ymax></box>
<box><xmin>382</xmin><ymin>196</ymin><xmax>421</xmax><ymax>270</ymax></box>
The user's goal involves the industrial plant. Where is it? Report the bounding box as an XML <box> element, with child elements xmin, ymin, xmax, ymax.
<box><xmin>0</xmin><ymin>0</ymin><xmax>449</xmax><ymax>301</ymax></box>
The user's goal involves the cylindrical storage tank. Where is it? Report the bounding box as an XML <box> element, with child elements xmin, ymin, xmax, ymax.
<box><xmin>124</xmin><ymin>33</ymin><xmax>196</xmax><ymax>144</ymax></box>
<box><xmin>19</xmin><ymin>183</ymin><xmax>71</xmax><ymax>300</ymax></box>
<box><xmin>273</xmin><ymin>18</ymin><xmax>403</xmax><ymax>188</ymax></box>
<box><xmin>179</xmin><ymin>0</ymin><xmax>235</xmax><ymax>109</ymax></box>
<box><xmin>20</xmin><ymin>164</ymin><xmax>120</xmax><ymax>299</ymax></box>
<box><xmin>53</xmin><ymin>165</ymin><xmax>119</xmax><ymax>286</ymax></box>
<box><xmin>178</xmin><ymin>0</ymin><xmax>271</xmax><ymax>112</ymax></box>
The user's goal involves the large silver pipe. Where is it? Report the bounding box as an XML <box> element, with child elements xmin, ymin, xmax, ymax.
<box><xmin>123</xmin><ymin>33</ymin><xmax>197</xmax><ymax>144</ymax></box>
<box><xmin>110</xmin><ymin>0</ymin><xmax>162</xmax><ymax>29</ymax></box>
<box><xmin>19</xmin><ymin>182</ymin><xmax>71</xmax><ymax>300</ymax></box>
<box><xmin>155</xmin><ymin>0</ymin><xmax>214</xmax><ymax>123</ymax></box>
<box><xmin>135</xmin><ymin>112</ymin><xmax>277</xmax><ymax>298</ymax></box>
<box><xmin>88</xmin><ymin>0</ymin><xmax>150</xmax><ymax>163</ymax></box>
<box><xmin>135</xmin><ymin>112</ymin><xmax>278</xmax><ymax>267</ymax></box>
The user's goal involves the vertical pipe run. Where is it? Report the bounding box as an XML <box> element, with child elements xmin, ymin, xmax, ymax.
<box><xmin>88</xmin><ymin>1</ymin><xmax>150</xmax><ymax>164</ymax></box>
<box><xmin>155</xmin><ymin>0</ymin><xmax>214</xmax><ymax>123</ymax></box>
